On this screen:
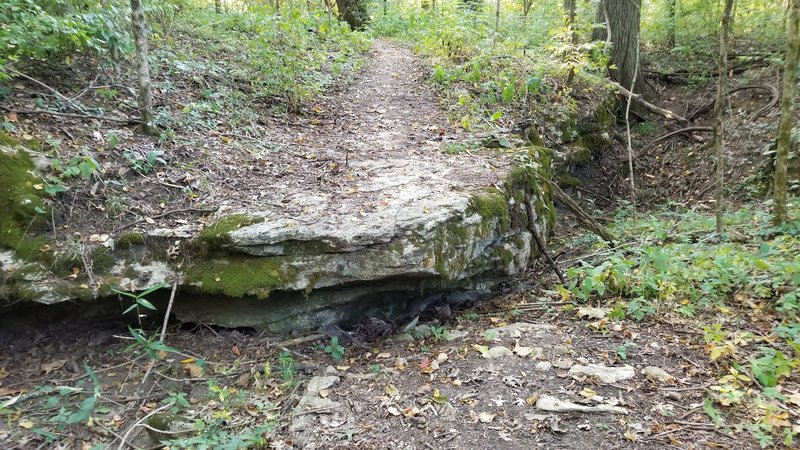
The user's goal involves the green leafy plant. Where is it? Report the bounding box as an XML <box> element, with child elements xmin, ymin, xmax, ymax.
<box><xmin>123</xmin><ymin>149</ymin><xmax>165</xmax><ymax>175</ymax></box>
<box><xmin>278</xmin><ymin>350</ymin><xmax>296</xmax><ymax>384</ymax></box>
<box><xmin>324</xmin><ymin>336</ymin><xmax>345</xmax><ymax>362</ymax></box>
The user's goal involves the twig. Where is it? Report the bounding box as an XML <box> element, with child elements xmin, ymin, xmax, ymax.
<box><xmin>524</xmin><ymin>193</ymin><xmax>566</xmax><ymax>284</ymax></box>
<box><xmin>116</xmin><ymin>404</ymin><xmax>170</xmax><ymax>450</ymax></box>
<box><xmin>159</xmin><ymin>278</ymin><xmax>180</xmax><ymax>343</ymax></box>
<box><xmin>113</xmin><ymin>207</ymin><xmax>218</xmax><ymax>233</ymax></box>
<box><xmin>6</xmin><ymin>68</ymin><xmax>86</xmax><ymax>112</ymax></box>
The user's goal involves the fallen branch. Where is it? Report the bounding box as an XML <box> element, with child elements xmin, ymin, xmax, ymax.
<box><xmin>687</xmin><ymin>84</ymin><xmax>779</xmax><ymax>121</ymax></box>
<box><xmin>1</xmin><ymin>106</ymin><xmax>138</xmax><ymax>124</ymax></box>
<box><xmin>547</xmin><ymin>181</ymin><xmax>616</xmax><ymax>244</ymax></box>
<box><xmin>116</xmin><ymin>404</ymin><xmax>170</xmax><ymax>450</ymax></box>
<box><xmin>523</xmin><ymin>193</ymin><xmax>566</xmax><ymax>285</ymax></box>
<box><xmin>610</xmin><ymin>81</ymin><xmax>690</xmax><ymax>126</ymax></box>
<box><xmin>159</xmin><ymin>278</ymin><xmax>180</xmax><ymax>343</ymax></box>
<box><xmin>274</xmin><ymin>333</ymin><xmax>327</xmax><ymax>348</ymax></box>
<box><xmin>6</xmin><ymin>68</ymin><xmax>87</xmax><ymax>112</ymax></box>
<box><xmin>113</xmin><ymin>207</ymin><xmax>218</xmax><ymax>233</ymax></box>
<box><xmin>641</xmin><ymin>126</ymin><xmax>713</xmax><ymax>153</ymax></box>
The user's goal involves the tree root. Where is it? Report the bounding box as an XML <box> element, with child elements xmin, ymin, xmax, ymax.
<box><xmin>687</xmin><ymin>84</ymin><xmax>779</xmax><ymax>121</ymax></box>
<box><xmin>641</xmin><ymin>126</ymin><xmax>713</xmax><ymax>153</ymax></box>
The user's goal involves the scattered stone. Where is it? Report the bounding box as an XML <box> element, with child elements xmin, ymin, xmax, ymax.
<box><xmin>534</xmin><ymin>361</ymin><xmax>553</xmax><ymax>372</ymax></box>
<box><xmin>576</xmin><ymin>306</ymin><xmax>610</xmax><ymax>320</ymax></box>
<box><xmin>306</xmin><ymin>376</ymin><xmax>339</xmax><ymax>394</ymax></box>
<box><xmin>642</xmin><ymin>366</ymin><xmax>675</xmax><ymax>383</ymax></box>
<box><xmin>552</xmin><ymin>358</ymin><xmax>574</xmax><ymax>370</ymax></box>
<box><xmin>535</xmin><ymin>395</ymin><xmax>628</xmax><ymax>415</ymax></box>
<box><xmin>478</xmin><ymin>411</ymin><xmax>496</xmax><ymax>423</ymax></box>
<box><xmin>487</xmin><ymin>322</ymin><xmax>556</xmax><ymax>339</ymax></box>
<box><xmin>481</xmin><ymin>346</ymin><xmax>514</xmax><ymax>359</ymax></box>
<box><xmin>444</xmin><ymin>329</ymin><xmax>469</xmax><ymax>341</ymax></box>
<box><xmin>568</xmin><ymin>364</ymin><xmax>635</xmax><ymax>384</ymax></box>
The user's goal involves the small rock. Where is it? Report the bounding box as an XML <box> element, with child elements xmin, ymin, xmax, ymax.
<box><xmin>552</xmin><ymin>358</ymin><xmax>574</xmax><ymax>369</ymax></box>
<box><xmin>306</xmin><ymin>376</ymin><xmax>339</xmax><ymax>394</ymax></box>
<box><xmin>642</xmin><ymin>366</ymin><xmax>675</xmax><ymax>382</ymax></box>
<box><xmin>534</xmin><ymin>361</ymin><xmax>552</xmax><ymax>372</ymax></box>
<box><xmin>535</xmin><ymin>395</ymin><xmax>628</xmax><ymax>415</ymax></box>
<box><xmin>482</xmin><ymin>346</ymin><xmax>514</xmax><ymax>359</ymax></box>
<box><xmin>486</xmin><ymin>322</ymin><xmax>556</xmax><ymax>339</ymax></box>
<box><xmin>568</xmin><ymin>364</ymin><xmax>635</xmax><ymax>384</ymax></box>
<box><xmin>576</xmin><ymin>306</ymin><xmax>609</xmax><ymax>320</ymax></box>
<box><xmin>445</xmin><ymin>329</ymin><xmax>469</xmax><ymax>341</ymax></box>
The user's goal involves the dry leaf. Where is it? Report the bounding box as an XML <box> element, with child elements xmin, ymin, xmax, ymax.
<box><xmin>41</xmin><ymin>359</ymin><xmax>68</xmax><ymax>374</ymax></box>
<box><xmin>184</xmin><ymin>362</ymin><xmax>203</xmax><ymax>378</ymax></box>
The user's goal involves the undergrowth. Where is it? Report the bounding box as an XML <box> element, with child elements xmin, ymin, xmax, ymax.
<box><xmin>561</xmin><ymin>201</ymin><xmax>800</xmax><ymax>447</ymax></box>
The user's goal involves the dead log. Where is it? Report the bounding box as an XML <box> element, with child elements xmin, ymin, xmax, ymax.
<box><xmin>609</xmin><ymin>81</ymin><xmax>690</xmax><ymax>126</ymax></box>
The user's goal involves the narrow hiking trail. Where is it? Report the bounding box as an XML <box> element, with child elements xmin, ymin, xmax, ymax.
<box><xmin>259</xmin><ymin>40</ymin><xmax>508</xmax><ymax>220</ymax></box>
<box><xmin>0</xmin><ymin>42</ymin><xmax>749</xmax><ymax>450</ymax></box>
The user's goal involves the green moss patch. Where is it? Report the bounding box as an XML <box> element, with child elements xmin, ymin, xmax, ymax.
<box><xmin>190</xmin><ymin>214</ymin><xmax>264</xmax><ymax>256</ymax></box>
<box><xmin>469</xmin><ymin>191</ymin><xmax>510</xmax><ymax>232</ymax></box>
<box><xmin>0</xmin><ymin>145</ymin><xmax>48</xmax><ymax>258</ymax></box>
<box><xmin>185</xmin><ymin>256</ymin><xmax>297</xmax><ymax>299</ymax></box>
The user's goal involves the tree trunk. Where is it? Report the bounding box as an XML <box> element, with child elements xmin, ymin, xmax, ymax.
<box><xmin>773</xmin><ymin>0</ymin><xmax>800</xmax><ymax>225</ymax></box>
<box><xmin>129</xmin><ymin>0</ymin><xmax>157</xmax><ymax>136</ymax></box>
<box><xmin>335</xmin><ymin>0</ymin><xmax>368</xmax><ymax>29</ymax></box>
<box><xmin>215</xmin><ymin>0</ymin><xmax>222</xmax><ymax>13</ymax></box>
<box><xmin>564</xmin><ymin>0</ymin><xmax>577</xmax><ymax>86</ymax></box>
<box><xmin>666</xmin><ymin>0</ymin><xmax>677</xmax><ymax>49</ymax></box>
<box><xmin>593</xmin><ymin>0</ymin><xmax>647</xmax><ymax>94</ymax></box>
<box><xmin>713</xmin><ymin>0</ymin><xmax>735</xmax><ymax>234</ymax></box>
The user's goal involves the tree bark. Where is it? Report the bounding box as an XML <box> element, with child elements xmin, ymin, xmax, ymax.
<box><xmin>713</xmin><ymin>0</ymin><xmax>735</xmax><ymax>233</ymax></box>
<box><xmin>593</xmin><ymin>0</ymin><xmax>647</xmax><ymax>94</ymax></box>
<box><xmin>773</xmin><ymin>0</ymin><xmax>800</xmax><ymax>225</ymax></box>
<box><xmin>129</xmin><ymin>0</ymin><xmax>157</xmax><ymax>136</ymax></box>
<box><xmin>215</xmin><ymin>0</ymin><xmax>222</xmax><ymax>13</ymax></box>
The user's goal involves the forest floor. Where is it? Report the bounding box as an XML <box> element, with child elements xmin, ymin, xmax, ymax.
<box><xmin>1</xmin><ymin>42</ymin><xmax>797</xmax><ymax>450</ymax></box>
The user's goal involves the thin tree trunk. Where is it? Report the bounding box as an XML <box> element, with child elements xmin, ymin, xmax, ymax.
<box><xmin>129</xmin><ymin>0</ymin><xmax>157</xmax><ymax>136</ymax></box>
<box><xmin>492</xmin><ymin>0</ymin><xmax>500</xmax><ymax>49</ymax></box>
<box><xmin>625</xmin><ymin>35</ymin><xmax>640</xmax><ymax>224</ymax></box>
<box><xmin>667</xmin><ymin>0</ymin><xmax>677</xmax><ymax>48</ymax></box>
<box><xmin>773</xmin><ymin>0</ymin><xmax>800</xmax><ymax>225</ymax></box>
<box><xmin>713</xmin><ymin>0</ymin><xmax>735</xmax><ymax>234</ymax></box>
<box><xmin>215</xmin><ymin>0</ymin><xmax>222</xmax><ymax>13</ymax></box>
<box><xmin>564</xmin><ymin>0</ymin><xmax>577</xmax><ymax>86</ymax></box>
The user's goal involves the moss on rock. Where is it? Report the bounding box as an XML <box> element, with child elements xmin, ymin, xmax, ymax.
<box><xmin>185</xmin><ymin>256</ymin><xmax>297</xmax><ymax>299</ymax></box>
<box><xmin>190</xmin><ymin>214</ymin><xmax>263</xmax><ymax>256</ymax></box>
